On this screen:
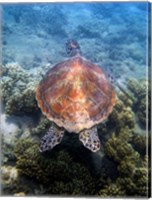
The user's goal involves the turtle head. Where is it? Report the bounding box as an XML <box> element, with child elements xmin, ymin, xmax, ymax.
<box><xmin>66</xmin><ymin>39</ymin><xmax>81</xmax><ymax>57</ymax></box>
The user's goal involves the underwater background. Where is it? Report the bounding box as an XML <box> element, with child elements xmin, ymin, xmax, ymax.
<box><xmin>1</xmin><ymin>2</ymin><xmax>151</xmax><ymax>197</ymax></box>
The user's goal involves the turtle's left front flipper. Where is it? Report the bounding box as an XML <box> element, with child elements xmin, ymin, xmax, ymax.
<box><xmin>79</xmin><ymin>126</ymin><xmax>100</xmax><ymax>152</ymax></box>
<box><xmin>39</xmin><ymin>124</ymin><xmax>64</xmax><ymax>152</ymax></box>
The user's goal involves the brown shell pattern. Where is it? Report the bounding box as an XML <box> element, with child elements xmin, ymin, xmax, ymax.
<box><xmin>36</xmin><ymin>56</ymin><xmax>116</xmax><ymax>133</ymax></box>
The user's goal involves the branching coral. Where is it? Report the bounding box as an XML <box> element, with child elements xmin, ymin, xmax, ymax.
<box><xmin>107</xmin><ymin>98</ymin><xmax>135</xmax><ymax>130</ymax></box>
<box><xmin>14</xmin><ymin>138</ymin><xmax>95</xmax><ymax>195</ymax></box>
<box><xmin>134</xmin><ymin>167</ymin><xmax>148</xmax><ymax>195</ymax></box>
<box><xmin>117</xmin><ymin>93</ymin><xmax>134</xmax><ymax>108</ymax></box>
<box><xmin>1</xmin><ymin>63</ymin><xmax>38</xmax><ymax>115</ymax></box>
<box><xmin>132</xmin><ymin>133</ymin><xmax>147</xmax><ymax>155</ymax></box>
<box><xmin>98</xmin><ymin>95</ymin><xmax>148</xmax><ymax>197</ymax></box>
<box><xmin>127</xmin><ymin>79</ymin><xmax>146</xmax><ymax>97</ymax></box>
<box><xmin>117</xmin><ymin>156</ymin><xmax>136</xmax><ymax>176</ymax></box>
<box><xmin>104</xmin><ymin>126</ymin><xmax>148</xmax><ymax>197</ymax></box>
<box><xmin>104</xmin><ymin>133</ymin><xmax>135</xmax><ymax>163</ymax></box>
<box><xmin>127</xmin><ymin>78</ymin><xmax>150</xmax><ymax>127</ymax></box>
<box><xmin>14</xmin><ymin>138</ymin><xmax>35</xmax><ymax>158</ymax></box>
<box><xmin>46</xmin><ymin>162</ymin><xmax>95</xmax><ymax>195</ymax></box>
<box><xmin>31</xmin><ymin>116</ymin><xmax>51</xmax><ymax>137</ymax></box>
<box><xmin>116</xmin><ymin>167</ymin><xmax>148</xmax><ymax>196</ymax></box>
<box><xmin>97</xmin><ymin>183</ymin><xmax>125</xmax><ymax>197</ymax></box>
<box><xmin>116</xmin><ymin>177</ymin><xmax>137</xmax><ymax>195</ymax></box>
<box><xmin>1</xmin><ymin>62</ymin><xmax>52</xmax><ymax>115</ymax></box>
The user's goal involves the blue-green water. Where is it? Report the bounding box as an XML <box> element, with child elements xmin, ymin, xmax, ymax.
<box><xmin>2</xmin><ymin>3</ymin><xmax>148</xmax><ymax>79</ymax></box>
<box><xmin>1</xmin><ymin>2</ymin><xmax>150</xmax><ymax>197</ymax></box>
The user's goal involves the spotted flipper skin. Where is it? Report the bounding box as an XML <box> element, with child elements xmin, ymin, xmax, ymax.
<box><xmin>79</xmin><ymin>126</ymin><xmax>100</xmax><ymax>152</ymax></box>
<box><xmin>39</xmin><ymin>124</ymin><xmax>64</xmax><ymax>152</ymax></box>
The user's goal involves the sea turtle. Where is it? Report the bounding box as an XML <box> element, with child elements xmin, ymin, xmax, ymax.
<box><xmin>36</xmin><ymin>39</ymin><xmax>116</xmax><ymax>152</ymax></box>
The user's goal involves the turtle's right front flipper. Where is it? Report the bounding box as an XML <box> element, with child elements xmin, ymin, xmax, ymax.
<box><xmin>39</xmin><ymin>124</ymin><xmax>64</xmax><ymax>152</ymax></box>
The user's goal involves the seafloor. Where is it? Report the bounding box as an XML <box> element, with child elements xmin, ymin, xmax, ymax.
<box><xmin>1</xmin><ymin>2</ymin><xmax>151</xmax><ymax>197</ymax></box>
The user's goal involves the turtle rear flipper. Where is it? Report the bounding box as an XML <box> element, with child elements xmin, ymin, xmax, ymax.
<box><xmin>39</xmin><ymin>124</ymin><xmax>64</xmax><ymax>152</ymax></box>
<box><xmin>79</xmin><ymin>127</ymin><xmax>100</xmax><ymax>152</ymax></box>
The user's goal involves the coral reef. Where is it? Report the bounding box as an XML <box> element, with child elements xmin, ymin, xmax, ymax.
<box><xmin>1</xmin><ymin>118</ymin><xmax>22</xmax><ymax>164</ymax></box>
<box><xmin>31</xmin><ymin>116</ymin><xmax>51</xmax><ymax>137</ymax></box>
<box><xmin>14</xmin><ymin>138</ymin><xmax>95</xmax><ymax>195</ymax></box>
<box><xmin>99</xmin><ymin>90</ymin><xmax>149</xmax><ymax>197</ymax></box>
<box><xmin>1</xmin><ymin>164</ymin><xmax>43</xmax><ymax>196</ymax></box>
<box><xmin>1</xmin><ymin>63</ymin><xmax>51</xmax><ymax>115</ymax></box>
<box><xmin>127</xmin><ymin>78</ymin><xmax>150</xmax><ymax>128</ymax></box>
<box><xmin>1</xmin><ymin>165</ymin><xmax>21</xmax><ymax>195</ymax></box>
<box><xmin>132</xmin><ymin>133</ymin><xmax>147</xmax><ymax>155</ymax></box>
<box><xmin>107</xmin><ymin>98</ymin><xmax>135</xmax><ymax>131</ymax></box>
<box><xmin>2</xmin><ymin>139</ymin><xmax>17</xmax><ymax>164</ymax></box>
<box><xmin>116</xmin><ymin>166</ymin><xmax>148</xmax><ymax>196</ymax></box>
<box><xmin>96</xmin><ymin>91</ymin><xmax>148</xmax><ymax>197</ymax></box>
<box><xmin>103</xmin><ymin>126</ymin><xmax>148</xmax><ymax>197</ymax></box>
<box><xmin>117</xmin><ymin>92</ymin><xmax>134</xmax><ymax>108</ymax></box>
<box><xmin>1</xmin><ymin>63</ymin><xmax>38</xmax><ymax>114</ymax></box>
<box><xmin>1</xmin><ymin>165</ymin><xmax>18</xmax><ymax>186</ymax></box>
<box><xmin>127</xmin><ymin>79</ymin><xmax>146</xmax><ymax>97</ymax></box>
<box><xmin>97</xmin><ymin>183</ymin><xmax>125</xmax><ymax>197</ymax></box>
<box><xmin>104</xmin><ymin>132</ymin><xmax>135</xmax><ymax>163</ymax></box>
